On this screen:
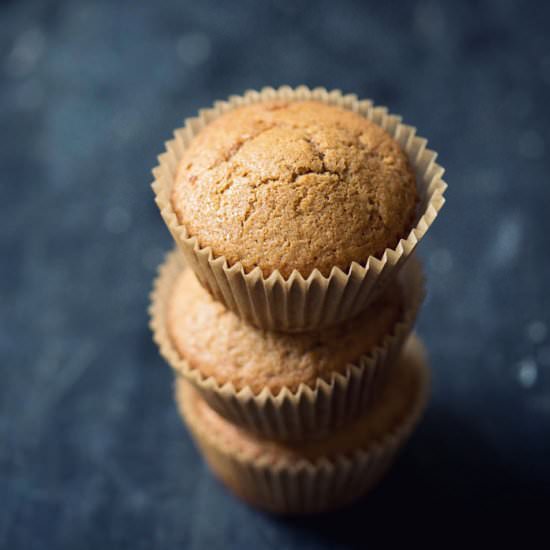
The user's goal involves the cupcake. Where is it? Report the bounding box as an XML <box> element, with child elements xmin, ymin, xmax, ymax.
<box><xmin>176</xmin><ymin>334</ymin><xmax>430</xmax><ymax>515</ymax></box>
<box><xmin>172</xmin><ymin>100</ymin><xmax>417</xmax><ymax>279</ymax></box>
<box><xmin>150</xmin><ymin>250</ymin><xmax>425</xmax><ymax>441</ymax></box>
<box><xmin>152</xmin><ymin>86</ymin><xmax>446</xmax><ymax>332</ymax></box>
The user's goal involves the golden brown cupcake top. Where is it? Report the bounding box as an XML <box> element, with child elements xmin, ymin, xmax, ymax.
<box><xmin>172</xmin><ymin>100</ymin><xmax>418</xmax><ymax>278</ymax></box>
<box><xmin>176</xmin><ymin>337</ymin><xmax>427</xmax><ymax>463</ymax></box>
<box><xmin>167</xmin><ymin>269</ymin><xmax>403</xmax><ymax>395</ymax></box>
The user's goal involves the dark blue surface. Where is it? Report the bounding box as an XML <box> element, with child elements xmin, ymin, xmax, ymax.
<box><xmin>1</xmin><ymin>0</ymin><xmax>550</xmax><ymax>547</ymax></box>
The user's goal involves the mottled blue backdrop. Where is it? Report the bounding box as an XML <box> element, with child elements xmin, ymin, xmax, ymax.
<box><xmin>1</xmin><ymin>0</ymin><xmax>549</xmax><ymax>548</ymax></box>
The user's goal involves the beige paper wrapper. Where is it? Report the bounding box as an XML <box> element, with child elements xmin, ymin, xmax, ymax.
<box><xmin>177</xmin><ymin>335</ymin><xmax>430</xmax><ymax>516</ymax></box>
<box><xmin>149</xmin><ymin>249</ymin><xmax>425</xmax><ymax>442</ymax></box>
<box><xmin>152</xmin><ymin>86</ymin><xmax>446</xmax><ymax>332</ymax></box>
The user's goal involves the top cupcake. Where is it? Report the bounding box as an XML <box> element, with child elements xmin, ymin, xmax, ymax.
<box><xmin>172</xmin><ymin>100</ymin><xmax>418</xmax><ymax>278</ymax></box>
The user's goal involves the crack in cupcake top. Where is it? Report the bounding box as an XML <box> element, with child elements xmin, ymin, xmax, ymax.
<box><xmin>172</xmin><ymin>100</ymin><xmax>418</xmax><ymax>278</ymax></box>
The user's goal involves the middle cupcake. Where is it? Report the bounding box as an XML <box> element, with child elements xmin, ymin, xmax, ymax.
<box><xmin>151</xmin><ymin>250</ymin><xmax>424</xmax><ymax>441</ymax></box>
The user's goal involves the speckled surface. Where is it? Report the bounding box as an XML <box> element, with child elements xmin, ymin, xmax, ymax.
<box><xmin>1</xmin><ymin>0</ymin><xmax>549</xmax><ymax>547</ymax></box>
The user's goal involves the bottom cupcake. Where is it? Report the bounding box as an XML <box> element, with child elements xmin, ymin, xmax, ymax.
<box><xmin>176</xmin><ymin>334</ymin><xmax>430</xmax><ymax>515</ymax></box>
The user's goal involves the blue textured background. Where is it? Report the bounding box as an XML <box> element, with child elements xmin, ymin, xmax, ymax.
<box><xmin>1</xmin><ymin>0</ymin><xmax>550</xmax><ymax>547</ymax></box>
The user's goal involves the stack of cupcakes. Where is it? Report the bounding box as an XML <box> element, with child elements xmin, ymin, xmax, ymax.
<box><xmin>150</xmin><ymin>87</ymin><xmax>446</xmax><ymax>515</ymax></box>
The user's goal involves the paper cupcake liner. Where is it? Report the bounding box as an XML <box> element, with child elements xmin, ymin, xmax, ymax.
<box><xmin>152</xmin><ymin>85</ymin><xmax>446</xmax><ymax>332</ymax></box>
<box><xmin>149</xmin><ymin>249</ymin><xmax>425</xmax><ymax>442</ymax></box>
<box><xmin>177</xmin><ymin>335</ymin><xmax>430</xmax><ymax>515</ymax></box>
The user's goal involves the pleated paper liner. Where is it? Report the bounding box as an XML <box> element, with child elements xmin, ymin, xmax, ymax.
<box><xmin>152</xmin><ymin>85</ymin><xmax>446</xmax><ymax>332</ymax></box>
<box><xmin>150</xmin><ymin>249</ymin><xmax>425</xmax><ymax>442</ymax></box>
<box><xmin>177</xmin><ymin>335</ymin><xmax>430</xmax><ymax>516</ymax></box>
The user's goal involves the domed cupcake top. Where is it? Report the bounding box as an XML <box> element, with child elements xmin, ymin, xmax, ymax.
<box><xmin>166</xmin><ymin>269</ymin><xmax>403</xmax><ymax>395</ymax></box>
<box><xmin>172</xmin><ymin>100</ymin><xmax>418</xmax><ymax>278</ymax></box>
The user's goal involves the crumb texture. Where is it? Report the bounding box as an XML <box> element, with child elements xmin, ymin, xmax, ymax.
<box><xmin>172</xmin><ymin>100</ymin><xmax>418</xmax><ymax>277</ymax></box>
<box><xmin>167</xmin><ymin>269</ymin><xmax>403</xmax><ymax>394</ymax></box>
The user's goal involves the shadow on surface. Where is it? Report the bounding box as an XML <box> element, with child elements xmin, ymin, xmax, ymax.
<box><xmin>270</xmin><ymin>405</ymin><xmax>549</xmax><ymax>545</ymax></box>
